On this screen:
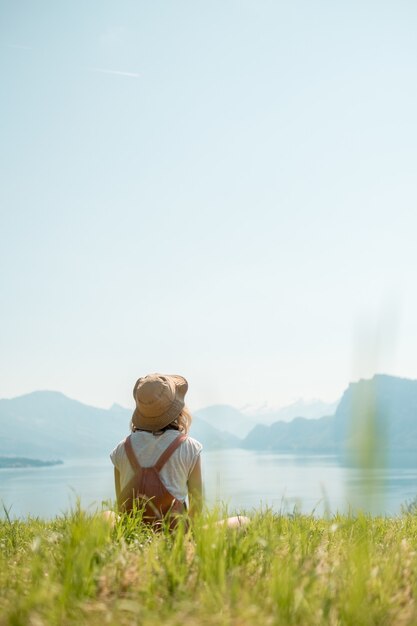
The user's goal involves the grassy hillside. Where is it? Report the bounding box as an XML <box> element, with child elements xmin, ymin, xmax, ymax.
<box><xmin>2</xmin><ymin>506</ymin><xmax>417</xmax><ymax>625</ymax></box>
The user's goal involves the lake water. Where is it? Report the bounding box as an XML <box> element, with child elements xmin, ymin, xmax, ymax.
<box><xmin>1</xmin><ymin>449</ymin><xmax>417</xmax><ymax>519</ymax></box>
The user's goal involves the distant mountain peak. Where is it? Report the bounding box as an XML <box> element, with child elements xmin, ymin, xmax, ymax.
<box><xmin>10</xmin><ymin>389</ymin><xmax>69</xmax><ymax>400</ymax></box>
<box><xmin>1</xmin><ymin>389</ymin><xmax>80</xmax><ymax>405</ymax></box>
<box><xmin>194</xmin><ymin>404</ymin><xmax>256</xmax><ymax>438</ymax></box>
<box><xmin>241</xmin><ymin>397</ymin><xmax>338</xmax><ymax>417</ymax></box>
<box><xmin>240</xmin><ymin>398</ymin><xmax>339</xmax><ymax>424</ymax></box>
<box><xmin>0</xmin><ymin>389</ymin><xmax>242</xmax><ymax>458</ymax></box>
<box><xmin>109</xmin><ymin>403</ymin><xmax>129</xmax><ymax>413</ymax></box>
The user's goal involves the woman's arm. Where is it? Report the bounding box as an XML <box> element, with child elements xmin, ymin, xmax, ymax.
<box><xmin>187</xmin><ymin>456</ymin><xmax>203</xmax><ymax>518</ymax></box>
<box><xmin>114</xmin><ymin>467</ymin><xmax>121</xmax><ymax>509</ymax></box>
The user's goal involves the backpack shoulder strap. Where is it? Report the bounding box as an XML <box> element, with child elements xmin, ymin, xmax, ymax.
<box><xmin>154</xmin><ymin>434</ymin><xmax>187</xmax><ymax>472</ymax></box>
<box><xmin>124</xmin><ymin>435</ymin><xmax>142</xmax><ymax>473</ymax></box>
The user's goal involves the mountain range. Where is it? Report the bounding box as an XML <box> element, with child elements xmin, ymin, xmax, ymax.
<box><xmin>1</xmin><ymin>374</ymin><xmax>417</xmax><ymax>463</ymax></box>
<box><xmin>243</xmin><ymin>375</ymin><xmax>417</xmax><ymax>465</ymax></box>
<box><xmin>240</xmin><ymin>398</ymin><xmax>338</xmax><ymax>424</ymax></box>
<box><xmin>0</xmin><ymin>391</ymin><xmax>239</xmax><ymax>459</ymax></box>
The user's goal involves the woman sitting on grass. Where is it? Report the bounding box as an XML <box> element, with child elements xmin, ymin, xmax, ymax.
<box><xmin>110</xmin><ymin>373</ymin><xmax>203</xmax><ymax>525</ymax></box>
<box><xmin>109</xmin><ymin>373</ymin><xmax>248</xmax><ymax>529</ymax></box>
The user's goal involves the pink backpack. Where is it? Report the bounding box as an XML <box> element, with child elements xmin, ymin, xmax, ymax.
<box><xmin>118</xmin><ymin>433</ymin><xmax>188</xmax><ymax>528</ymax></box>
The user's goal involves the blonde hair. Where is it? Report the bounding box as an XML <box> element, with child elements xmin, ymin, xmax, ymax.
<box><xmin>130</xmin><ymin>406</ymin><xmax>192</xmax><ymax>435</ymax></box>
<box><xmin>173</xmin><ymin>406</ymin><xmax>192</xmax><ymax>434</ymax></box>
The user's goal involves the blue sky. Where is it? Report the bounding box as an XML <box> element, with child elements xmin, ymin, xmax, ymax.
<box><xmin>1</xmin><ymin>1</ymin><xmax>417</xmax><ymax>411</ymax></box>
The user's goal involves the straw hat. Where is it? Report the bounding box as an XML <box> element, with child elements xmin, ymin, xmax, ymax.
<box><xmin>131</xmin><ymin>373</ymin><xmax>188</xmax><ymax>431</ymax></box>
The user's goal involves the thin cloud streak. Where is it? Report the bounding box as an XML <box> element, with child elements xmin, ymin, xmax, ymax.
<box><xmin>86</xmin><ymin>67</ymin><xmax>140</xmax><ymax>79</ymax></box>
<box><xmin>4</xmin><ymin>44</ymin><xmax>32</xmax><ymax>50</ymax></box>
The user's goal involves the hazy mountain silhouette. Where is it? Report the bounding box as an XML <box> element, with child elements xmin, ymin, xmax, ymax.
<box><xmin>333</xmin><ymin>374</ymin><xmax>417</xmax><ymax>462</ymax></box>
<box><xmin>2</xmin><ymin>375</ymin><xmax>416</xmax><ymax>462</ymax></box>
<box><xmin>0</xmin><ymin>391</ymin><xmax>127</xmax><ymax>459</ymax></box>
<box><xmin>243</xmin><ymin>416</ymin><xmax>335</xmax><ymax>452</ymax></box>
<box><xmin>194</xmin><ymin>400</ymin><xmax>337</xmax><ymax>437</ymax></box>
<box><xmin>0</xmin><ymin>391</ymin><xmax>240</xmax><ymax>459</ymax></box>
<box><xmin>243</xmin><ymin>375</ymin><xmax>417</xmax><ymax>464</ymax></box>
<box><xmin>242</xmin><ymin>399</ymin><xmax>338</xmax><ymax>424</ymax></box>
<box><xmin>194</xmin><ymin>404</ymin><xmax>256</xmax><ymax>438</ymax></box>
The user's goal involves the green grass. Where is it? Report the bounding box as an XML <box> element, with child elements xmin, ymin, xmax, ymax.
<box><xmin>2</xmin><ymin>505</ymin><xmax>417</xmax><ymax>626</ymax></box>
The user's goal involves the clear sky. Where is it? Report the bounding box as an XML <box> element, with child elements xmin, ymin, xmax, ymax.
<box><xmin>1</xmin><ymin>0</ymin><xmax>417</xmax><ymax>412</ymax></box>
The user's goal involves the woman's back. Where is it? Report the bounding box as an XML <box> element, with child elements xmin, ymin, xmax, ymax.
<box><xmin>110</xmin><ymin>429</ymin><xmax>202</xmax><ymax>503</ymax></box>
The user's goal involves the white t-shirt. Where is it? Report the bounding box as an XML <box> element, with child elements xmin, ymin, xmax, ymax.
<box><xmin>110</xmin><ymin>430</ymin><xmax>203</xmax><ymax>502</ymax></box>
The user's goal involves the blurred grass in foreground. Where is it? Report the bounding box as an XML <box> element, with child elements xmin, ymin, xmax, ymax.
<box><xmin>2</xmin><ymin>505</ymin><xmax>417</xmax><ymax>626</ymax></box>
<box><xmin>346</xmin><ymin>376</ymin><xmax>388</xmax><ymax>514</ymax></box>
<box><xmin>347</xmin><ymin>314</ymin><xmax>395</xmax><ymax>514</ymax></box>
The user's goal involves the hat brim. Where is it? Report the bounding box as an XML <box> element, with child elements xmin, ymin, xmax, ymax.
<box><xmin>131</xmin><ymin>374</ymin><xmax>188</xmax><ymax>431</ymax></box>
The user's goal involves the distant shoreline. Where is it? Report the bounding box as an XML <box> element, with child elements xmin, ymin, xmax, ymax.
<box><xmin>0</xmin><ymin>457</ymin><xmax>63</xmax><ymax>469</ymax></box>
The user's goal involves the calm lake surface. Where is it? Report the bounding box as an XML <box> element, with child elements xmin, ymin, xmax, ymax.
<box><xmin>1</xmin><ymin>449</ymin><xmax>417</xmax><ymax>519</ymax></box>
